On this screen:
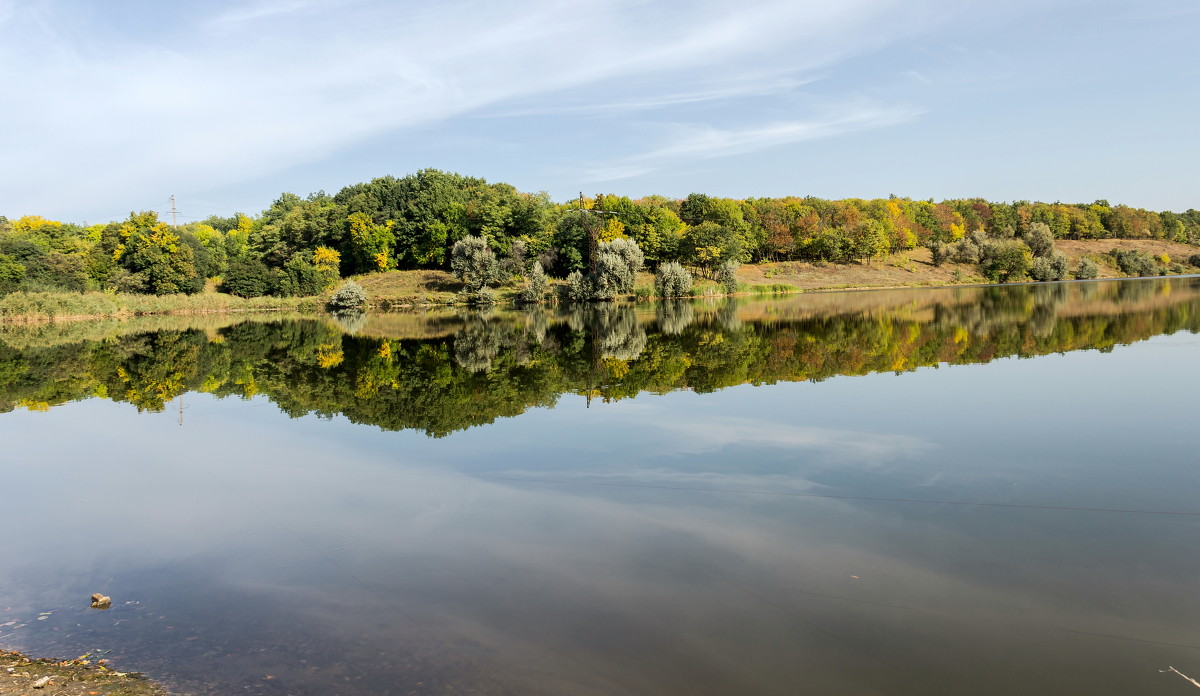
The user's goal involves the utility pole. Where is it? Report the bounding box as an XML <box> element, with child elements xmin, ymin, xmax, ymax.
<box><xmin>169</xmin><ymin>194</ymin><xmax>179</xmax><ymax>229</ymax></box>
<box><xmin>580</xmin><ymin>192</ymin><xmax>599</xmax><ymax>276</ymax></box>
<box><xmin>577</xmin><ymin>192</ymin><xmax>621</xmax><ymax>276</ymax></box>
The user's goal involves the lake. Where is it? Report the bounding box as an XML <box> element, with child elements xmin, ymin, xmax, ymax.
<box><xmin>2</xmin><ymin>277</ymin><xmax>1199</xmax><ymax>695</ymax></box>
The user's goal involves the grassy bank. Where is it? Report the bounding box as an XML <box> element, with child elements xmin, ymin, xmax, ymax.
<box><xmin>4</xmin><ymin>239</ymin><xmax>1196</xmax><ymax>323</ymax></box>
<box><xmin>0</xmin><ymin>290</ymin><xmax>321</xmax><ymax>324</ymax></box>
<box><xmin>355</xmin><ymin>238</ymin><xmax>1200</xmax><ymax>308</ymax></box>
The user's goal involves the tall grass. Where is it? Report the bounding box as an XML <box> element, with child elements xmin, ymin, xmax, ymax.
<box><xmin>749</xmin><ymin>283</ymin><xmax>799</xmax><ymax>295</ymax></box>
<box><xmin>0</xmin><ymin>291</ymin><xmax>321</xmax><ymax>323</ymax></box>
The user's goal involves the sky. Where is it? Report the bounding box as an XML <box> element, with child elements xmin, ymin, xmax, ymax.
<box><xmin>1</xmin><ymin>0</ymin><xmax>1197</xmax><ymax>223</ymax></box>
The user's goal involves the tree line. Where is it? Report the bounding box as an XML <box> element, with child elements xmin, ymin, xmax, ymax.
<box><xmin>3</xmin><ymin>168</ymin><xmax>1200</xmax><ymax>298</ymax></box>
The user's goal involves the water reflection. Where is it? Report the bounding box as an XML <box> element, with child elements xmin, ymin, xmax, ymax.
<box><xmin>2</xmin><ymin>278</ymin><xmax>1199</xmax><ymax>435</ymax></box>
<box><xmin>0</xmin><ymin>278</ymin><xmax>1199</xmax><ymax>696</ymax></box>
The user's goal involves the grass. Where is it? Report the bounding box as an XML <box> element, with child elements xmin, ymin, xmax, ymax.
<box><xmin>353</xmin><ymin>269</ymin><xmax>463</xmax><ymax>308</ymax></box>
<box><xmin>0</xmin><ymin>290</ymin><xmax>320</xmax><ymax>323</ymax></box>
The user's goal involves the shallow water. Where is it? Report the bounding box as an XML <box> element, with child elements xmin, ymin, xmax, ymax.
<box><xmin>2</xmin><ymin>278</ymin><xmax>1199</xmax><ymax>695</ymax></box>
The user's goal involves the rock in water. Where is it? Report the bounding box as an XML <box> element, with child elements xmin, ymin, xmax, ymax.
<box><xmin>90</xmin><ymin>593</ymin><xmax>112</xmax><ymax>609</ymax></box>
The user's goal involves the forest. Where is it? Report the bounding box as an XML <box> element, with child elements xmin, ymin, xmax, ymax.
<box><xmin>3</xmin><ymin>278</ymin><xmax>1198</xmax><ymax>436</ymax></box>
<box><xmin>3</xmin><ymin>168</ymin><xmax>1200</xmax><ymax>300</ymax></box>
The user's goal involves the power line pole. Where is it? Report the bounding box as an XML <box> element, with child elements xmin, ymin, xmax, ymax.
<box><xmin>169</xmin><ymin>194</ymin><xmax>179</xmax><ymax>229</ymax></box>
<box><xmin>580</xmin><ymin>192</ymin><xmax>598</xmax><ymax>276</ymax></box>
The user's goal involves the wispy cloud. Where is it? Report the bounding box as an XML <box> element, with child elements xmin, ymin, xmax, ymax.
<box><xmin>482</xmin><ymin>75</ymin><xmax>820</xmax><ymax>118</ymax></box>
<box><xmin>902</xmin><ymin>70</ymin><xmax>934</xmax><ymax>85</ymax></box>
<box><xmin>0</xmin><ymin>0</ymin><xmax>936</xmax><ymax>218</ymax></box>
<box><xmin>583</xmin><ymin>103</ymin><xmax>920</xmax><ymax>181</ymax></box>
<box><xmin>206</xmin><ymin>0</ymin><xmax>328</xmax><ymax>26</ymax></box>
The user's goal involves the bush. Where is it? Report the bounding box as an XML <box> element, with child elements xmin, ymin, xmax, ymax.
<box><xmin>517</xmin><ymin>261</ymin><xmax>548</xmax><ymax>304</ymax></box>
<box><xmin>601</xmin><ymin>238</ymin><xmax>644</xmax><ymax>286</ymax></box>
<box><xmin>450</xmin><ymin>235</ymin><xmax>499</xmax><ymax>292</ymax></box>
<box><xmin>565</xmin><ymin>271</ymin><xmax>590</xmax><ymax>302</ymax></box>
<box><xmin>1029</xmin><ymin>252</ymin><xmax>1070</xmax><ymax>281</ymax></box>
<box><xmin>563</xmin><ymin>238</ymin><xmax>645</xmax><ymax>302</ymax></box>
<box><xmin>717</xmin><ymin>260</ymin><xmax>739</xmax><ymax>295</ymax></box>
<box><xmin>0</xmin><ymin>254</ymin><xmax>26</xmax><ymax>295</ymax></box>
<box><xmin>459</xmin><ymin>287</ymin><xmax>497</xmax><ymax>306</ymax></box>
<box><xmin>278</xmin><ymin>252</ymin><xmax>337</xmax><ymax>297</ymax></box>
<box><xmin>1112</xmin><ymin>249</ymin><xmax>1158</xmax><ymax>277</ymax></box>
<box><xmin>590</xmin><ymin>250</ymin><xmax>629</xmax><ymax>300</ymax></box>
<box><xmin>654</xmin><ymin>261</ymin><xmax>693</xmax><ymax>298</ymax></box>
<box><xmin>1188</xmin><ymin>254</ymin><xmax>1200</xmax><ymax>268</ymax></box>
<box><xmin>327</xmin><ymin>280</ymin><xmax>367</xmax><ymax>311</ymax></box>
<box><xmin>950</xmin><ymin>232</ymin><xmax>986</xmax><ymax>264</ymax></box>
<box><xmin>978</xmin><ymin>239</ymin><xmax>1032</xmax><ymax>283</ymax></box>
<box><xmin>223</xmin><ymin>260</ymin><xmax>276</xmax><ymax>298</ymax></box>
<box><xmin>592</xmin><ymin>238</ymin><xmax>643</xmax><ymax>298</ymax></box>
<box><xmin>928</xmin><ymin>241</ymin><xmax>949</xmax><ymax>267</ymax></box>
<box><xmin>1075</xmin><ymin>257</ymin><xmax>1099</xmax><ymax>280</ymax></box>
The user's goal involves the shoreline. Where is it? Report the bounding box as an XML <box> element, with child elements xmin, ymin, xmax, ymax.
<box><xmin>4</xmin><ymin>273</ymin><xmax>1199</xmax><ymax>325</ymax></box>
<box><xmin>1</xmin><ymin>648</ymin><xmax>171</xmax><ymax>696</ymax></box>
<box><xmin>3</xmin><ymin>237</ymin><xmax>1198</xmax><ymax>324</ymax></box>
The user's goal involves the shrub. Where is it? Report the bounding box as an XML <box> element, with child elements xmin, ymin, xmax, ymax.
<box><xmin>717</xmin><ymin>260</ymin><xmax>739</xmax><ymax>295</ymax></box>
<box><xmin>450</xmin><ymin>235</ymin><xmax>499</xmax><ymax>292</ymax></box>
<box><xmin>327</xmin><ymin>280</ymin><xmax>367</xmax><ymax>312</ymax></box>
<box><xmin>1112</xmin><ymin>249</ymin><xmax>1158</xmax><ymax>277</ymax></box>
<box><xmin>0</xmin><ymin>254</ymin><xmax>26</xmax><ymax>295</ymax></box>
<box><xmin>928</xmin><ymin>241</ymin><xmax>949</xmax><ymax>267</ymax></box>
<box><xmin>563</xmin><ymin>238</ymin><xmax>645</xmax><ymax>302</ymax></box>
<box><xmin>517</xmin><ymin>261</ymin><xmax>548</xmax><ymax>304</ymax></box>
<box><xmin>979</xmin><ymin>239</ymin><xmax>1032</xmax><ymax>283</ymax></box>
<box><xmin>654</xmin><ymin>261</ymin><xmax>693</xmax><ymax>298</ymax></box>
<box><xmin>565</xmin><ymin>271</ymin><xmax>590</xmax><ymax>302</ymax></box>
<box><xmin>590</xmin><ymin>250</ymin><xmax>629</xmax><ymax>300</ymax></box>
<box><xmin>601</xmin><ymin>238</ymin><xmax>644</xmax><ymax>286</ymax></box>
<box><xmin>1029</xmin><ymin>252</ymin><xmax>1070</xmax><ymax>282</ymax></box>
<box><xmin>459</xmin><ymin>287</ymin><xmax>497</xmax><ymax>306</ymax></box>
<box><xmin>1189</xmin><ymin>254</ymin><xmax>1200</xmax><ymax>268</ymax></box>
<box><xmin>1075</xmin><ymin>258</ymin><xmax>1099</xmax><ymax>280</ymax></box>
<box><xmin>592</xmin><ymin>238</ymin><xmax>643</xmax><ymax>298</ymax></box>
<box><xmin>950</xmin><ymin>232</ymin><xmax>985</xmax><ymax>264</ymax></box>
<box><xmin>278</xmin><ymin>252</ymin><xmax>337</xmax><ymax>297</ymax></box>
<box><xmin>223</xmin><ymin>260</ymin><xmax>276</xmax><ymax>298</ymax></box>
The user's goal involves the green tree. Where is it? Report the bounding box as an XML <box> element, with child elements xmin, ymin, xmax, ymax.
<box><xmin>344</xmin><ymin>212</ymin><xmax>396</xmax><ymax>274</ymax></box>
<box><xmin>683</xmin><ymin>221</ymin><xmax>744</xmax><ymax>275</ymax></box>
<box><xmin>0</xmin><ymin>254</ymin><xmax>25</xmax><ymax>294</ymax></box>
<box><xmin>979</xmin><ymin>239</ymin><xmax>1033</xmax><ymax>283</ymax></box>
<box><xmin>254</xmin><ymin>192</ymin><xmax>347</xmax><ymax>267</ymax></box>
<box><xmin>1024</xmin><ymin>222</ymin><xmax>1056</xmax><ymax>258</ymax></box>
<box><xmin>115</xmin><ymin>212</ymin><xmax>202</xmax><ymax>294</ymax></box>
<box><xmin>223</xmin><ymin>259</ymin><xmax>276</xmax><ymax>297</ymax></box>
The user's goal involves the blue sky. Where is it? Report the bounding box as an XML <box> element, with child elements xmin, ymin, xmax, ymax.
<box><xmin>1</xmin><ymin>0</ymin><xmax>1197</xmax><ymax>223</ymax></box>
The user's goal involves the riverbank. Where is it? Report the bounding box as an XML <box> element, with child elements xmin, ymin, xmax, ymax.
<box><xmin>357</xmin><ymin>238</ymin><xmax>1200</xmax><ymax>306</ymax></box>
<box><xmin>2</xmin><ymin>239</ymin><xmax>1196</xmax><ymax>322</ymax></box>
<box><xmin>1</xmin><ymin>648</ymin><xmax>170</xmax><ymax>696</ymax></box>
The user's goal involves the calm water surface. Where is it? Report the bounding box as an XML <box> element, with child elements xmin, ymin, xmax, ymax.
<box><xmin>2</xmin><ymin>278</ymin><xmax>1199</xmax><ymax>695</ymax></box>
